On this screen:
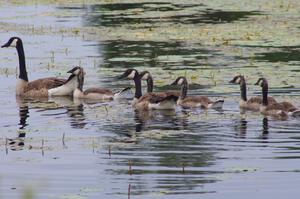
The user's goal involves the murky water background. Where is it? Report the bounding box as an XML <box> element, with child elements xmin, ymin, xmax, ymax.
<box><xmin>0</xmin><ymin>1</ymin><xmax>300</xmax><ymax>199</ymax></box>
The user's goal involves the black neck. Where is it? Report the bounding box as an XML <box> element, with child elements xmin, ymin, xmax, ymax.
<box><xmin>16</xmin><ymin>41</ymin><xmax>28</xmax><ymax>82</ymax></box>
<box><xmin>240</xmin><ymin>78</ymin><xmax>247</xmax><ymax>101</ymax></box>
<box><xmin>180</xmin><ymin>80</ymin><xmax>188</xmax><ymax>100</ymax></box>
<box><xmin>133</xmin><ymin>75</ymin><xmax>142</xmax><ymax>99</ymax></box>
<box><xmin>77</xmin><ymin>74</ymin><xmax>84</xmax><ymax>92</ymax></box>
<box><xmin>147</xmin><ymin>75</ymin><xmax>153</xmax><ymax>93</ymax></box>
<box><xmin>262</xmin><ymin>82</ymin><xmax>268</xmax><ymax>106</ymax></box>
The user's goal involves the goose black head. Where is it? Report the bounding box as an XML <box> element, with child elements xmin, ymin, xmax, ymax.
<box><xmin>2</xmin><ymin>37</ymin><xmax>22</xmax><ymax>48</ymax></box>
<box><xmin>67</xmin><ymin>66</ymin><xmax>82</xmax><ymax>75</ymax></box>
<box><xmin>118</xmin><ymin>69</ymin><xmax>139</xmax><ymax>80</ymax></box>
<box><xmin>170</xmin><ymin>76</ymin><xmax>186</xmax><ymax>86</ymax></box>
<box><xmin>229</xmin><ymin>75</ymin><xmax>244</xmax><ymax>84</ymax></box>
<box><xmin>139</xmin><ymin>71</ymin><xmax>151</xmax><ymax>80</ymax></box>
<box><xmin>254</xmin><ymin>77</ymin><xmax>267</xmax><ymax>87</ymax></box>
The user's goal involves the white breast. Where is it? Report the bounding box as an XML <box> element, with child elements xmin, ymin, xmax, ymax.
<box><xmin>48</xmin><ymin>77</ymin><xmax>77</xmax><ymax>96</ymax></box>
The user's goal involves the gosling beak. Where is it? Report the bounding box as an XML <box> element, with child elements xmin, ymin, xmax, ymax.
<box><xmin>118</xmin><ymin>73</ymin><xmax>128</xmax><ymax>80</ymax></box>
<box><xmin>170</xmin><ymin>80</ymin><xmax>177</xmax><ymax>86</ymax></box>
<box><xmin>67</xmin><ymin>67</ymin><xmax>79</xmax><ymax>74</ymax></box>
<box><xmin>229</xmin><ymin>79</ymin><xmax>235</xmax><ymax>84</ymax></box>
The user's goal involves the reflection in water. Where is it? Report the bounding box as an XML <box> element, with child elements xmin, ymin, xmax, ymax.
<box><xmin>103</xmin><ymin>109</ymin><xmax>220</xmax><ymax>195</ymax></box>
<box><xmin>234</xmin><ymin>117</ymin><xmax>248</xmax><ymax>138</ymax></box>
<box><xmin>66</xmin><ymin>103</ymin><xmax>86</xmax><ymax>129</ymax></box>
<box><xmin>255</xmin><ymin>49</ymin><xmax>300</xmax><ymax>62</ymax></box>
<box><xmin>134</xmin><ymin>109</ymin><xmax>189</xmax><ymax>132</ymax></box>
<box><xmin>98</xmin><ymin>40</ymin><xmax>213</xmax><ymax>70</ymax></box>
<box><xmin>261</xmin><ymin>117</ymin><xmax>269</xmax><ymax>139</ymax></box>
<box><xmin>7</xmin><ymin>100</ymin><xmax>30</xmax><ymax>151</ymax></box>
<box><xmin>7</xmin><ymin>97</ymin><xmax>88</xmax><ymax>152</ymax></box>
<box><xmin>79</xmin><ymin>3</ymin><xmax>260</xmax><ymax>27</ymax></box>
<box><xmin>18</xmin><ymin>105</ymin><xmax>29</xmax><ymax>130</ymax></box>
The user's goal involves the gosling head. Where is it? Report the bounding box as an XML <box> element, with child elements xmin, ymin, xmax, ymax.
<box><xmin>170</xmin><ymin>76</ymin><xmax>187</xmax><ymax>86</ymax></box>
<box><xmin>67</xmin><ymin>66</ymin><xmax>82</xmax><ymax>75</ymax></box>
<box><xmin>254</xmin><ymin>77</ymin><xmax>267</xmax><ymax>87</ymax></box>
<box><xmin>119</xmin><ymin>69</ymin><xmax>139</xmax><ymax>80</ymax></box>
<box><xmin>229</xmin><ymin>75</ymin><xmax>245</xmax><ymax>85</ymax></box>
<box><xmin>139</xmin><ymin>71</ymin><xmax>151</xmax><ymax>80</ymax></box>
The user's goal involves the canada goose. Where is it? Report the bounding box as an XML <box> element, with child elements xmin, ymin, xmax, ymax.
<box><xmin>254</xmin><ymin>77</ymin><xmax>300</xmax><ymax>118</ymax></box>
<box><xmin>229</xmin><ymin>75</ymin><xmax>277</xmax><ymax>111</ymax></box>
<box><xmin>119</xmin><ymin>69</ymin><xmax>178</xmax><ymax>110</ymax></box>
<box><xmin>2</xmin><ymin>37</ymin><xmax>79</xmax><ymax>97</ymax></box>
<box><xmin>170</xmin><ymin>76</ymin><xmax>224</xmax><ymax>109</ymax></box>
<box><xmin>139</xmin><ymin>71</ymin><xmax>180</xmax><ymax>97</ymax></box>
<box><xmin>73</xmin><ymin>67</ymin><xmax>131</xmax><ymax>100</ymax></box>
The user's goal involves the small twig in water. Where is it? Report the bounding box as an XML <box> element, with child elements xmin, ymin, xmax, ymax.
<box><xmin>128</xmin><ymin>160</ymin><xmax>132</xmax><ymax>175</ymax></box>
<box><xmin>92</xmin><ymin>138</ymin><xmax>95</xmax><ymax>153</ymax></box>
<box><xmin>42</xmin><ymin>139</ymin><xmax>44</xmax><ymax>156</ymax></box>
<box><xmin>104</xmin><ymin>106</ymin><xmax>108</xmax><ymax>116</ymax></box>
<box><xmin>182</xmin><ymin>162</ymin><xmax>186</xmax><ymax>174</ymax></box>
<box><xmin>108</xmin><ymin>145</ymin><xmax>111</xmax><ymax>158</ymax></box>
<box><xmin>5</xmin><ymin>138</ymin><xmax>8</xmax><ymax>155</ymax></box>
<box><xmin>128</xmin><ymin>184</ymin><xmax>131</xmax><ymax>199</ymax></box>
<box><xmin>62</xmin><ymin>133</ymin><xmax>66</xmax><ymax>148</ymax></box>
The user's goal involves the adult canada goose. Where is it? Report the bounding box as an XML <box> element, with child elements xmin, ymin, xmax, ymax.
<box><xmin>254</xmin><ymin>77</ymin><xmax>300</xmax><ymax>118</ymax></box>
<box><xmin>119</xmin><ymin>69</ymin><xmax>178</xmax><ymax>110</ymax></box>
<box><xmin>1</xmin><ymin>37</ymin><xmax>78</xmax><ymax>97</ymax></box>
<box><xmin>229</xmin><ymin>75</ymin><xmax>277</xmax><ymax>111</ymax></box>
<box><xmin>73</xmin><ymin>67</ymin><xmax>131</xmax><ymax>100</ymax></box>
<box><xmin>170</xmin><ymin>76</ymin><xmax>224</xmax><ymax>109</ymax></box>
<box><xmin>139</xmin><ymin>71</ymin><xmax>180</xmax><ymax>97</ymax></box>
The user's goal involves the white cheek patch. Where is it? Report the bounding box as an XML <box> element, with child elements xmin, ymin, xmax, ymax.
<box><xmin>73</xmin><ymin>68</ymin><xmax>80</xmax><ymax>75</ymax></box>
<box><xmin>177</xmin><ymin>78</ymin><xmax>184</xmax><ymax>85</ymax></box>
<box><xmin>9</xmin><ymin>38</ymin><xmax>18</xmax><ymax>47</ymax></box>
<box><xmin>236</xmin><ymin>77</ymin><xmax>241</xmax><ymax>84</ymax></box>
<box><xmin>127</xmin><ymin>70</ymin><xmax>136</xmax><ymax>79</ymax></box>
<box><xmin>260</xmin><ymin>82</ymin><xmax>264</xmax><ymax>87</ymax></box>
<box><xmin>141</xmin><ymin>73</ymin><xmax>149</xmax><ymax>80</ymax></box>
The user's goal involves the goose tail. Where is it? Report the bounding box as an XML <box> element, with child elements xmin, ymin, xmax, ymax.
<box><xmin>148</xmin><ymin>95</ymin><xmax>178</xmax><ymax>110</ymax></box>
<box><xmin>289</xmin><ymin>110</ymin><xmax>300</xmax><ymax>118</ymax></box>
<box><xmin>209</xmin><ymin>99</ymin><xmax>224</xmax><ymax>109</ymax></box>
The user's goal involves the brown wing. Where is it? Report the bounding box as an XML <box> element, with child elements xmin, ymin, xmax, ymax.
<box><xmin>83</xmin><ymin>88</ymin><xmax>113</xmax><ymax>95</ymax></box>
<box><xmin>248</xmin><ymin>96</ymin><xmax>277</xmax><ymax>105</ymax></box>
<box><xmin>137</xmin><ymin>92</ymin><xmax>156</xmax><ymax>102</ymax></box>
<box><xmin>277</xmin><ymin>102</ymin><xmax>297</xmax><ymax>112</ymax></box>
<box><xmin>181</xmin><ymin>96</ymin><xmax>212</xmax><ymax>108</ymax></box>
<box><xmin>267</xmin><ymin>97</ymin><xmax>277</xmax><ymax>104</ymax></box>
<box><xmin>164</xmin><ymin>91</ymin><xmax>180</xmax><ymax>97</ymax></box>
<box><xmin>26</xmin><ymin>77</ymin><xmax>66</xmax><ymax>91</ymax></box>
<box><xmin>247</xmin><ymin>96</ymin><xmax>262</xmax><ymax>104</ymax></box>
<box><xmin>266</xmin><ymin>101</ymin><xmax>297</xmax><ymax>112</ymax></box>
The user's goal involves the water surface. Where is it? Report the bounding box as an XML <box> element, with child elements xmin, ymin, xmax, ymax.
<box><xmin>0</xmin><ymin>1</ymin><xmax>300</xmax><ymax>199</ymax></box>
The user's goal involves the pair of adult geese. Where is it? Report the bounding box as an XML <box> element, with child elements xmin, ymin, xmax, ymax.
<box><xmin>2</xmin><ymin>37</ymin><xmax>300</xmax><ymax>119</ymax></box>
